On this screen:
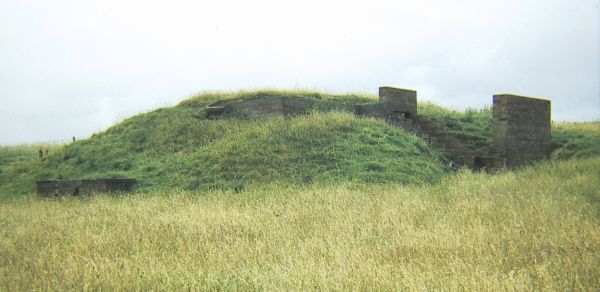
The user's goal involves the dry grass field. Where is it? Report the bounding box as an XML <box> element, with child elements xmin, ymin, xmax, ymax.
<box><xmin>1</xmin><ymin>157</ymin><xmax>598</xmax><ymax>290</ymax></box>
<box><xmin>1</xmin><ymin>92</ymin><xmax>598</xmax><ymax>290</ymax></box>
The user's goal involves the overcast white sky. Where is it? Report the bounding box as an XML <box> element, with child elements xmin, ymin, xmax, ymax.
<box><xmin>1</xmin><ymin>0</ymin><xmax>599</xmax><ymax>145</ymax></box>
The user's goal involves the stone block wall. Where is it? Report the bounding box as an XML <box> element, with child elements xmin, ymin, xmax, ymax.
<box><xmin>37</xmin><ymin>179</ymin><xmax>136</xmax><ymax>197</ymax></box>
<box><xmin>378</xmin><ymin>87</ymin><xmax>417</xmax><ymax>118</ymax></box>
<box><xmin>208</xmin><ymin>88</ymin><xmax>418</xmax><ymax>120</ymax></box>
<box><xmin>353</xmin><ymin>103</ymin><xmax>386</xmax><ymax>118</ymax></box>
<box><xmin>491</xmin><ymin>94</ymin><xmax>551</xmax><ymax>168</ymax></box>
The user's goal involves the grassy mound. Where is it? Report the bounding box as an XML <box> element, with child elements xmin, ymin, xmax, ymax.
<box><xmin>1</xmin><ymin>90</ymin><xmax>449</xmax><ymax>195</ymax></box>
<box><xmin>1</xmin><ymin>90</ymin><xmax>597</xmax><ymax>196</ymax></box>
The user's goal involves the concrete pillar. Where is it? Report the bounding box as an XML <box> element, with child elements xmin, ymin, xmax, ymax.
<box><xmin>492</xmin><ymin>94</ymin><xmax>551</xmax><ymax>168</ymax></box>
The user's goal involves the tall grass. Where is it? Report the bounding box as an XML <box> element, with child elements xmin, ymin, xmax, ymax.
<box><xmin>1</xmin><ymin>158</ymin><xmax>598</xmax><ymax>290</ymax></box>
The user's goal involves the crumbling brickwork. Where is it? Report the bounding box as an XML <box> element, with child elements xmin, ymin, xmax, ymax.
<box><xmin>491</xmin><ymin>94</ymin><xmax>551</xmax><ymax>168</ymax></box>
<box><xmin>37</xmin><ymin>179</ymin><xmax>136</xmax><ymax>197</ymax></box>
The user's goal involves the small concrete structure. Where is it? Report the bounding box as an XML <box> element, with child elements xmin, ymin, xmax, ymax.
<box><xmin>378</xmin><ymin>87</ymin><xmax>417</xmax><ymax>118</ymax></box>
<box><xmin>207</xmin><ymin>94</ymin><xmax>318</xmax><ymax>118</ymax></box>
<box><xmin>491</xmin><ymin>94</ymin><xmax>551</xmax><ymax>169</ymax></box>
<box><xmin>206</xmin><ymin>106</ymin><xmax>225</xmax><ymax>119</ymax></box>
<box><xmin>37</xmin><ymin>179</ymin><xmax>136</xmax><ymax>197</ymax></box>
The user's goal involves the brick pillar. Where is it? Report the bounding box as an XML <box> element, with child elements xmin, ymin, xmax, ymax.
<box><xmin>492</xmin><ymin>94</ymin><xmax>551</xmax><ymax>168</ymax></box>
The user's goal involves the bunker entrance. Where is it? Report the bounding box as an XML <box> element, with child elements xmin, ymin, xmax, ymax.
<box><xmin>473</xmin><ymin>156</ymin><xmax>499</xmax><ymax>171</ymax></box>
<box><xmin>474</xmin><ymin>157</ymin><xmax>485</xmax><ymax>170</ymax></box>
<box><xmin>392</xmin><ymin>111</ymin><xmax>413</xmax><ymax>119</ymax></box>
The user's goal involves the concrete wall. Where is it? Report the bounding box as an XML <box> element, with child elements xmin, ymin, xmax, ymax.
<box><xmin>491</xmin><ymin>94</ymin><xmax>551</xmax><ymax>168</ymax></box>
<box><xmin>37</xmin><ymin>179</ymin><xmax>136</xmax><ymax>197</ymax></box>
<box><xmin>353</xmin><ymin>103</ymin><xmax>385</xmax><ymax>117</ymax></box>
<box><xmin>208</xmin><ymin>88</ymin><xmax>417</xmax><ymax>120</ymax></box>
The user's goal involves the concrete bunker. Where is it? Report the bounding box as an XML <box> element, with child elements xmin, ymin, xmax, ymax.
<box><xmin>31</xmin><ymin>88</ymin><xmax>552</xmax><ymax>196</ymax></box>
<box><xmin>202</xmin><ymin>87</ymin><xmax>552</xmax><ymax>170</ymax></box>
<box><xmin>37</xmin><ymin>179</ymin><xmax>137</xmax><ymax>197</ymax></box>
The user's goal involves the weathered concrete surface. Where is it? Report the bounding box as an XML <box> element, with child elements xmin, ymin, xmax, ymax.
<box><xmin>223</xmin><ymin>94</ymin><xmax>285</xmax><ymax>118</ymax></box>
<box><xmin>206</xmin><ymin>106</ymin><xmax>225</xmax><ymax>119</ymax></box>
<box><xmin>37</xmin><ymin>179</ymin><xmax>136</xmax><ymax>197</ymax></box>
<box><xmin>208</xmin><ymin>94</ymin><xmax>318</xmax><ymax>118</ymax></box>
<box><xmin>491</xmin><ymin>94</ymin><xmax>551</xmax><ymax>169</ymax></box>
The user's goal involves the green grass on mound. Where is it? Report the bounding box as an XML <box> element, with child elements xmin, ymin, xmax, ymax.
<box><xmin>1</xmin><ymin>90</ymin><xmax>452</xmax><ymax>195</ymax></box>
<box><xmin>0</xmin><ymin>145</ymin><xmax>59</xmax><ymax>196</ymax></box>
<box><xmin>36</xmin><ymin>112</ymin><xmax>446</xmax><ymax>192</ymax></box>
<box><xmin>552</xmin><ymin>122</ymin><xmax>600</xmax><ymax>160</ymax></box>
<box><xmin>0</xmin><ymin>90</ymin><xmax>598</xmax><ymax>196</ymax></box>
<box><xmin>417</xmin><ymin>102</ymin><xmax>493</xmax><ymax>155</ymax></box>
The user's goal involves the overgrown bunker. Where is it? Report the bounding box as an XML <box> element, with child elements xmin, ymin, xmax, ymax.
<box><xmin>37</xmin><ymin>179</ymin><xmax>136</xmax><ymax>197</ymax></box>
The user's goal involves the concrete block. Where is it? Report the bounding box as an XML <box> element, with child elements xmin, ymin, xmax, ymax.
<box><xmin>37</xmin><ymin>179</ymin><xmax>136</xmax><ymax>197</ymax></box>
<box><xmin>378</xmin><ymin>87</ymin><xmax>417</xmax><ymax>118</ymax></box>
